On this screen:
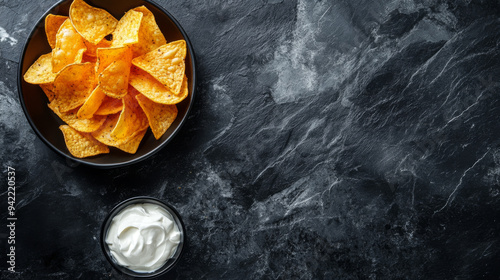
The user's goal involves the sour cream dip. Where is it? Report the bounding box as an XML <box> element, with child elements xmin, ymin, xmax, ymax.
<box><xmin>105</xmin><ymin>203</ymin><xmax>181</xmax><ymax>273</ymax></box>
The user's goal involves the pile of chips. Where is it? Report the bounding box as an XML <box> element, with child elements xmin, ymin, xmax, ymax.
<box><xmin>24</xmin><ymin>0</ymin><xmax>188</xmax><ymax>158</ymax></box>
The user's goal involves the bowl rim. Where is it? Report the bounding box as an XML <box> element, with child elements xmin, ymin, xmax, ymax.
<box><xmin>100</xmin><ymin>196</ymin><xmax>186</xmax><ymax>278</ymax></box>
<box><xmin>17</xmin><ymin>0</ymin><xmax>197</xmax><ymax>169</ymax></box>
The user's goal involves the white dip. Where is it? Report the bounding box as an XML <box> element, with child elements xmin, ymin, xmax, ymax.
<box><xmin>105</xmin><ymin>203</ymin><xmax>181</xmax><ymax>272</ymax></box>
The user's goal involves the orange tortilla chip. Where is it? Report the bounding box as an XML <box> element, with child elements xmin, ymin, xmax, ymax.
<box><xmin>131</xmin><ymin>40</ymin><xmax>187</xmax><ymax>94</ymax></box>
<box><xmin>90</xmin><ymin>113</ymin><xmax>122</xmax><ymax>145</ymax></box>
<box><xmin>91</xmin><ymin>113</ymin><xmax>144</xmax><ymax>146</ymax></box>
<box><xmin>24</xmin><ymin>53</ymin><xmax>59</xmax><ymax>84</ymax></box>
<box><xmin>136</xmin><ymin>93</ymin><xmax>177</xmax><ymax>139</ymax></box>
<box><xmin>111</xmin><ymin>87</ymin><xmax>148</xmax><ymax>139</ymax></box>
<box><xmin>51</xmin><ymin>62</ymin><xmax>95</xmax><ymax>112</ymax></box>
<box><xmin>96</xmin><ymin>46</ymin><xmax>131</xmax><ymax>76</ymax></box>
<box><xmin>82</xmin><ymin>54</ymin><xmax>97</xmax><ymax>63</ymax></box>
<box><xmin>52</xmin><ymin>19</ymin><xmax>87</xmax><ymax>73</ymax></box>
<box><xmin>129</xmin><ymin>66</ymin><xmax>188</xmax><ymax>104</ymax></box>
<box><xmin>45</xmin><ymin>14</ymin><xmax>68</xmax><ymax>49</ymax></box>
<box><xmin>49</xmin><ymin>103</ymin><xmax>106</xmax><ymax>133</ymax></box>
<box><xmin>77</xmin><ymin>86</ymin><xmax>106</xmax><ymax>119</ymax></box>
<box><xmin>84</xmin><ymin>37</ymin><xmax>112</xmax><ymax>58</ymax></box>
<box><xmin>131</xmin><ymin>6</ymin><xmax>166</xmax><ymax>57</ymax></box>
<box><xmin>99</xmin><ymin>59</ymin><xmax>131</xmax><ymax>99</ymax></box>
<box><xmin>40</xmin><ymin>84</ymin><xmax>56</xmax><ymax>102</ymax></box>
<box><xmin>111</xmin><ymin>10</ymin><xmax>143</xmax><ymax>47</ymax></box>
<box><xmin>69</xmin><ymin>0</ymin><xmax>118</xmax><ymax>45</ymax></box>
<box><xmin>95</xmin><ymin>95</ymin><xmax>123</xmax><ymax>115</ymax></box>
<box><xmin>115</xmin><ymin>128</ymin><xmax>147</xmax><ymax>153</ymax></box>
<box><xmin>60</xmin><ymin>125</ymin><xmax>109</xmax><ymax>158</ymax></box>
<box><xmin>32</xmin><ymin>3</ymin><xmax>191</xmax><ymax>156</ymax></box>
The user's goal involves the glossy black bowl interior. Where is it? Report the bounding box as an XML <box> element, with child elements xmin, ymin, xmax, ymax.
<box><xmin>18</xmin><ymin>0</ymin><xmax>196</xmax><ymax>168</ymax></box>
<box><xmin>100</xmin><ymin>196</ymin><xmax>186</xmax><ymax>278</ymax></box>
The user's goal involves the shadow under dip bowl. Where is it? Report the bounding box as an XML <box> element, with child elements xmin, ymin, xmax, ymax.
<box><xmin>101</xmin><ymin>196</ymin><xmax>186</xmax><ymax>278</ymax></box>
<box><xmin>17</xmin><ymin>0</ymin><xmax>196</xmax><ymax>168</ymax></box>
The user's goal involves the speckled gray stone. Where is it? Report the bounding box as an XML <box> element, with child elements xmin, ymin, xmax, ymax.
<box><xmin>1</xmin><ymin>0</ymin><xmax>500</xmax><ymax>279</ymax></box>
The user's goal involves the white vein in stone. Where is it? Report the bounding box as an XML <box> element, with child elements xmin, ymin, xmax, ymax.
<box><xmin>434</xmin><ymin>149</ymin><xmax>490</xmax><ymax>214</ymax></box>
<box><xmin>0</xmin><ymin>26</ymin><xmax>17</xmax><ymax>46</ymax></box>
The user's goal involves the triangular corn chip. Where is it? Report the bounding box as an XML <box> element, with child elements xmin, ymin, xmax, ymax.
<box><xmin>115</xmin><ymin>128</ymin><xmax>147</xmax><ymax>154</ymax></box>
<box><xmin>24</xmin><ymin>53</ymin><xmax>58</xmax><ymax>84</ymax></box>
<box><xmin>83</xmin><ymin>37</ymin><xmax>112</xmax><ymax>58</ymax></box>
<box><xmin>99</xmin><ymin>59</ymin><xmax>131</xmax><ymax>98</ymax></box>
<box><xmin>96</xmin><ymin>46</ymin><xmax>132</xmax><ymax>77</ymax></box>
<box><xmin>51</xmin><ymin>62</ymin><xmax>95</xmax><ymax>112</ymax></box>
<box><xmin>131</xmin><ymin>6</ymin><xmax>166</xmax><ymax>57</ymax></box>
<box><xmin>136</xmin><ymin>93</ymin><xmax>177</xmax><ymax>139</ymax></box>
<box><xmin>60</xmin><ymin>125</ymin><xmax>109</xmax><ymax>158</ymax></box>
<box><xmin>129</xmin><ymin>66</ymin><xmax>188</xmax><ymax>104</ymax></box>
<box><xmin>110</xmin><ymin>87</ymin><xmax>148</xmax><ymax>139</ymax></box>
<box><xmin>95</xmin><ymin>95</ymin><xmax>123</xmax><ymax>115</ymax></box>
<box><xmin>49</xmin><ymin>103</ymin><xmax>106</xmax><ymax>133</ymax></box>
<box><xmin>111</xmin><ymin>10</ymin><xmax>143</xmax><ymax>47</ymax></box>
<box><xmin>52</xmin><ymin>19</ymin><xmax>87</xmax><ymax>72</ymax></box>
<box><xmin>131</xmin><ymin>40</ymin><xmax>186</xmax><ymax>94</ymax></box>
<box><xmin>77</xmin><ymin>86</ymin><xmax>106</xmax><ymax>119</ymax></box>
<box><xmin>40</xmin><ymin>84</ymin><xmax>56</xmax><ymax>102</ymax></box>
<box><xmin>45</xmin><ymin>14</ymin><xmax>68</xmax><ymax>49</ymax></box>
<box><xmin>69</xmin><ymin>0</ymin><xmax>118</xmax><ymax>44</ymax></box>
<box><xmin>91</xmin><ymin>113</ymin><xmax>145</xmax><ymax>146</ymax></box>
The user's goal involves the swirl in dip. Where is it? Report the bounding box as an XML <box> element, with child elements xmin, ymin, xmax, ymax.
<box><xmin>105</xmin><ymin>203</ymin><xmax>181</xmax><ymax>273</ymax></box>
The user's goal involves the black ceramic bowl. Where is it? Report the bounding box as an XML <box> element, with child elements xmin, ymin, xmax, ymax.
<box><xmin>18</xmin><ymin>0</ymin><xmax>196</xmax><ymax>168</ymax></box>
<box><xmin>100</xmin><ymin>196</ymin><xmax>186</xmax><ymax>278</ymax></box>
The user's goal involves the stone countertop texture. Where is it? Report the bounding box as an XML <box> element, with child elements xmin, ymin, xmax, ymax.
<box><xmin>1</xmin><ymin>0</ymin><xmax>500</xmax><ymax>279</ymax></box>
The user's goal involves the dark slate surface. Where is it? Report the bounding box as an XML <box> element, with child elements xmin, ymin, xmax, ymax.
<box><xmin>2</xmin><ymin>0</ymin><xmax>500</xmax><ymax>279</ymax></box>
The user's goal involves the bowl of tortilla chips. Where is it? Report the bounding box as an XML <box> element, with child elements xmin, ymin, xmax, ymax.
<box><xmin>18</xmin><ymin>0</ymin><xmax>196</xmax><ymax>168</ymax></box>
